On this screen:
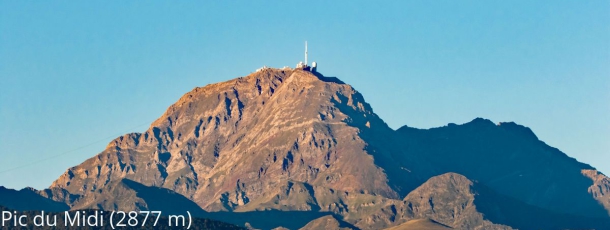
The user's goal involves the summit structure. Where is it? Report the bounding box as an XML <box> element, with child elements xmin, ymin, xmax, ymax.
<box><xmin>296</xmin><ymin>41</ymin><xmax>317</xmax><ymax>72</ymax></box>
<box><xmin>305</xmin><ymin>40</ymin><xmax>308</xmax><ymax>65</ymax></box>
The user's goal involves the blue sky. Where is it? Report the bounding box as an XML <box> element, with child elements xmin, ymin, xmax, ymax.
<box><xmin>1</xmin><ymin>1</ymin><xmax>608</xmax><ymax>190</ymax></box>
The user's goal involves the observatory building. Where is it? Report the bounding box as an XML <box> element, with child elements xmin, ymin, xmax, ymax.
<box><xmin>296</xmin><ymin>41</ymin><xmax>317</xmax><ymax>72</ymax></box>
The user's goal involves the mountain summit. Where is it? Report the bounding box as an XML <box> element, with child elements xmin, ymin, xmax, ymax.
<box><xmin>6</xmin><ymin>68</ymin><xmax>609</xmax><ymax>229</ymax></box>
<box><xmin>50</xmin><ymin>68</ymin><xmax>416</xmax><ymax>209</ymax></box>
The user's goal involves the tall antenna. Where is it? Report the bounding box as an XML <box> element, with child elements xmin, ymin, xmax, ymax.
<box><xmin>305</xmin><ymin>41</ymin><xmax>308</xmax><ymax>65</ymax></box>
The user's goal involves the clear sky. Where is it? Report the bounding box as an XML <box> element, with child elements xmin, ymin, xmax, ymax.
<box><xmin>1</xmin><ymin>1</ymin><xmax>608</xmax><ymax>190</ymax></box>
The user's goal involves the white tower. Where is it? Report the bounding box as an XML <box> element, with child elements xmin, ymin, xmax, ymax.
<box><xmin>305</xmin><ymin>41</ymin><xmax>308</xmax><ymax>66</ymax></box>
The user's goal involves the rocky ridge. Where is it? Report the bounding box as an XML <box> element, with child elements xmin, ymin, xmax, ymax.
<box><xmin>3</xmin><ymin>68</ymin><xmax>606</xmax><ymax>229</ymax></box>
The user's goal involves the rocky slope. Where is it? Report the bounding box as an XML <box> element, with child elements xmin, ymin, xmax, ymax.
<box><xmin>49</xmin><ymin>69</ymin><xmax>430</xmax><ymax>211</ymax></box>
<box><xmin>4</xmin><ymin>67</ymin><xmax>606</xmax><ymax>229</ymax></box>
<box><xmin>343</xmin><ymin>172</ymin><xmax>610</xmax><ymax>230</ymax></box>
<box><xmin>399</xmin><ymin>173</ymin><xmax>511</xmax><ymax>230</ymax></box>
<box><xmin>299</xmin><ymin>215</ymin><xmax>353</xmax><ymax>230</ymax></box>
<box><xmin>582</xmin><ymin>169</ymin><xmax>610</xmax><ymax>216</ymax></box>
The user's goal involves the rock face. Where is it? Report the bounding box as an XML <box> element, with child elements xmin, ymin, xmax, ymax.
<box><xmin>18</xmin><ymin>68</ymin><xmax>608</xmax><ymax>229</ymax></box>
<box><xmin>299</xmin><ymin>215</ymin><xmax>353</xmax><ymax>230</ymax></box>
<box><xmin>50</xmin><ymin>69</ymin><xmax>415</xmax><ymax>210</ymax></box>
<box><xmin>582</xmin><ymin>169</ymin><xmax>610</xmax><ymax>216</ymax></box>
<box><xmin>400</xmin><ymin>173</ymin><xmax>510</xmax><ymax>230</ymax></box>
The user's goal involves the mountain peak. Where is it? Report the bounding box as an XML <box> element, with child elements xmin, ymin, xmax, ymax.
<box><xmin>50</xmin><ymin>67</ymin><xmax>401</xmax><ymax>212</ymax></box>
<box><xmin>466</xmin><ymin>117</ymin><xmax>495</xmax><ymax>126</ymax></box>
<box><xmin>37</xmin><ymin>66</ymin><xmax>610</xmax><ymax>229</ymax></box>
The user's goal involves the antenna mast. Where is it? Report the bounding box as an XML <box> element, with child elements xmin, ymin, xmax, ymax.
<box><xmin>305</xmin><ymin>41</ymin><xmax>308</xmax><ymax>65</ymax></box>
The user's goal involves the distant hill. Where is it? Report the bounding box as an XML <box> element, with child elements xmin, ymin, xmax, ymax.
<box><xmin>397</xmin><ymin>119</ymin><xmax>610</xmax><ymax>218</ymax></box>
<box><xmin>0</xmin><ymin>186</ymin><xmax>68</xmax><ymax>212</ymax></box>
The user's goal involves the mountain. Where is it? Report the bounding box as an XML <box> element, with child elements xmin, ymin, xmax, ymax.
<box><xmin>2</xmin><ymin>68</ymin><xmax>609</xmax><ymax>229</ymax></box>
<box><xmin>399</xmin><ymin>173</ymin><xmax>511</xmax><ymax>230</ymax></box>
<box><xmin>299</xmin><ymin>215</ymin><xmax>354</xmax><ymax>230</ymax></box>
<box><xmin>48</xmin><ymin>69</ymin><xmax>430</xmax><ymax>210</ymax></box>
<box><xmin>396</xmin><ymin>120</ymin><xmax>610</xmax><ymax>218</ymax></box>
<box><xmin>0</xmin><ymin>186</ymin><xmax>68</xmax><ymax>212</ymax></box>
<box><xmin>400</xmin><ymin>173</ymin><xmax>610</xmax><ymax>230</ymax></box>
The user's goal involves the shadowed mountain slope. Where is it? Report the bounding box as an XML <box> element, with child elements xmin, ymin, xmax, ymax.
<box><xmin>397</xmin><ymin>120</ymin><xmax>610</xmax><ymax>218</ymax></box>
<box><xmin>70</xmin><ymin>178</ymin><xmax>210</xmax><ymax>215</ymax></box>
<box><xmin>0</xmin><ymin>186</ymin><xmax>69</xmax><ymax>212</ymax></box>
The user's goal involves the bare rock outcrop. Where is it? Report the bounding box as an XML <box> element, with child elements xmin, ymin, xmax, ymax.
<box><xmin>49</xmin><ymin>69</ymin><xmax>416</xmax><ymax>215</ymax></box>
<box><xmin>583</xmin><ymin>169</ymin><xmax>610</xmax><ymax>216</ymax></box>
<box><xmin>299</xmin><ymin>215</ymin><xmax>353</xmax><ymax>230</ymax></box>
<box><xmin>400</xmin><ymin>173</ymin><xmax>512</xmax><ymax>230</ymax></box>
